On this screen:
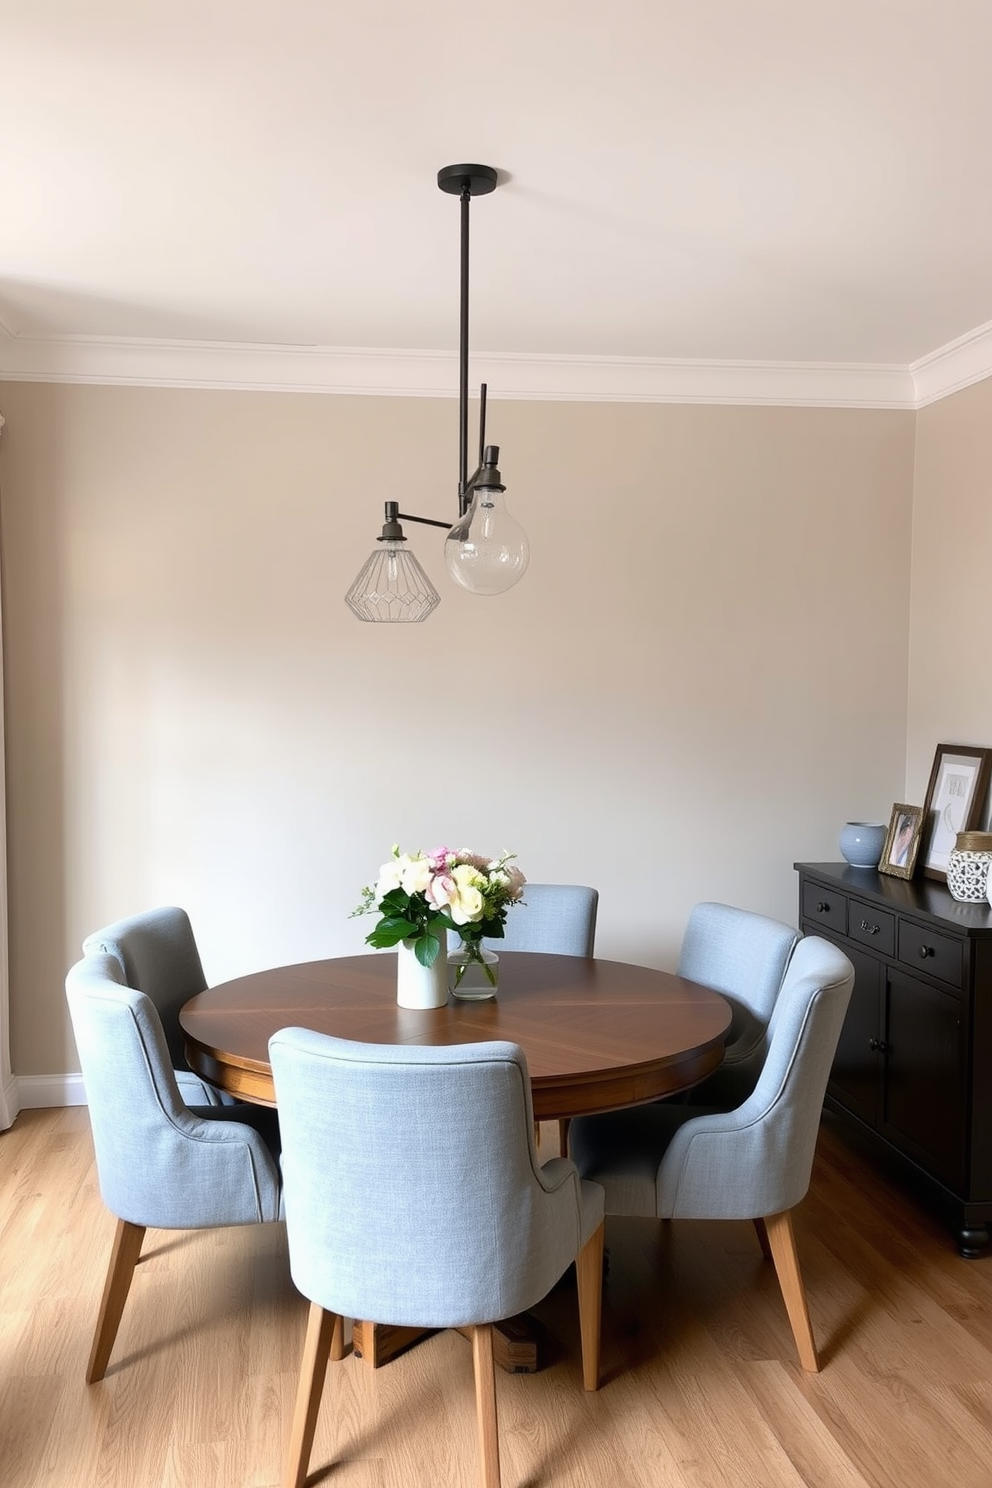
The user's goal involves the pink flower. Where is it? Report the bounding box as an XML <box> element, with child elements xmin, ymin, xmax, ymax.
<box><xmin>426</xmin><ymin>873</ymin><xmax>456</xmax><ymax>909</ymax></box>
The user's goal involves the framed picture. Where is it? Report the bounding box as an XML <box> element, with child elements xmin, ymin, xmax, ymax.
<box><xmin>920</xmin><ymin>743</ymin><xmax>992</xmax><ymax>881</ymax></box>
<box><xmin>878</xmin><ymin>803</ymin><xmax>924</xmax><ymax>880</ymax></box>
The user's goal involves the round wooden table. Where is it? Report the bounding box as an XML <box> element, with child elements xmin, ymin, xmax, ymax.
<box><xmin>180</xmin><ymin>951</ymin><xmax>731</xmax><ymax>1371</ymax></box>
<box><xmin>179</xmin><ymin>950</ymin><xmax>732</xmax><ymax>1120</ymax></box>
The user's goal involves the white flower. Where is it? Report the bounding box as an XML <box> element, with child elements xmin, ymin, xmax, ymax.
<box><xmin>447</xmin><ymin>862</ymin><xmax>486</xmax><ymax>924</ymax></box>
<box><xmin>400</xmin><ymin>855</ymin><xmax>433</xmax><ymax>896</ymax></box>
<box><xmin>448</xmin><ymin>886</ymin><xmax>484</xmax><ymax>924</ymax></box>
<box><xmin>374</xmin><ymin>858</ymin><xmax>404</xmax><ymax>898</ymax></box>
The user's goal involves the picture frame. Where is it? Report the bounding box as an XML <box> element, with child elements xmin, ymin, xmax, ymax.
<box><xmin>878</xmin><ymin>803</ymin><xmax>924</xmax><ymax>880</ymax></box>
<box><xmin>919</xmin><ymin>743</ymin><xmax>992</xmax><ymax>881</ymax></box>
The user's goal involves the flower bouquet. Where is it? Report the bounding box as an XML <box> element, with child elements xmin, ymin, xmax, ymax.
<box><xmin>353</xmin><ymin>845</ymin><xmax>526</xmax><ymax>993</ymax></box>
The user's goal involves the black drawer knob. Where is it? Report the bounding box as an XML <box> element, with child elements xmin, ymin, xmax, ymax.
<box><xmin>816</xmin><ymin>901</ymin><xmax>830</xmax><ymax>913</ymax></box>
<box><xmin>861</xmin><ymin>919</ymin><xmax>880</xmax><ymax>935</ymax></box>
<box><xmin>919</xmin><ymin>945</ymin><xmax>935</xmax><ymax>959</ymax></box>
<box><xmin>868</xmin><ymin>1037</ymin><xmax>891</xmax><ymax>1054</ymax></box>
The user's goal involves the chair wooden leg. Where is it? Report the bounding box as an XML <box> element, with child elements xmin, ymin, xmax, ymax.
<box><xmin>574</xmin><ymin>1220</ymin><xmax>604</xmax><ymax>1391</ymax></box>
<box><xmin>558</xmin><ymin>1118</ymin><xmax>571</xmax><ymax>1158</ymax></box>
<box><xmin>282</xmin><ymin>1302</ymin><xmax>341</xmax><ymax>1488</ymax></box>
<box><xmin>753</xmin><ymin>1216</ymin><xmax>772</xmax><ymax>1260</ymax></box>
<box><xmin>763</xmin><ymin>1209</ymin><xmax>820</xmax><ymax>1372</ymax></box>
<box><xmin>471</xmin><ymin>1324</ymin><xmax>501</xmax><ymax>1488</ymax></box>
<box><xmin>86</xmin><ymin>1217</ymin><xmax>146</xmax><ymax>1383</ymax></box>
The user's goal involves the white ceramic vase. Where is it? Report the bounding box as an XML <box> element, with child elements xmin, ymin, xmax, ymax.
<box><xmin>395</xmin><ymin>937</ymin><xmax>448</xmax><ymax>1009</ymax></box>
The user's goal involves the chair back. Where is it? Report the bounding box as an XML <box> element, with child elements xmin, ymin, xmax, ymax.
<box><xmin>658</xmin><ymin>935</ymin><xmax>854</xmax><ymax>1220</ymax></box>
<box><xmin>66</xmin><ymin>953</ymin><xmax>282</xmax><ymax>1229</ymax></box>
<box><xmin>492</xmin><ymin>883</ymin><xmax>598</xmax><ymax>956</ymax></box>
<box><xmin>83</xmin><ymin>906</ymin><xmax>207</xmax><ymax>1069</ymax></box>
<box><xmin>269</xmin><ymin>1030</ymin><xmax>591</xmax><ymax>1328</ymax></box>
<box><xmin>677</xmin><ymin>902</ymin><xmax>799</xmax><ymax>1063</ymax></box>
<box><xmin>82</xmin><ymin>906</ymin><xmax>224</xmax><ymax>1103</ymax></box>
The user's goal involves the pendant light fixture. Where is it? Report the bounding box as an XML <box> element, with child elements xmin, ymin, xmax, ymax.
<box><xmin>345</xmin><ymin>164</ymin><xmax>530</xmax><ymax>623</ymax></box>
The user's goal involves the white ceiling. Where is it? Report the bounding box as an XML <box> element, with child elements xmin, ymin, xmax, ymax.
<box><xmin>3</xmin><ymin>0</ymin><xmax>992</xmax><ymax>405</ymax></box>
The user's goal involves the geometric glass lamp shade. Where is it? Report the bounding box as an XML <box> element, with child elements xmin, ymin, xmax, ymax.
<box><xmin>344</xmin><ymin>539</ymin><xmax>441</xmax><ymax>623</ymax></box>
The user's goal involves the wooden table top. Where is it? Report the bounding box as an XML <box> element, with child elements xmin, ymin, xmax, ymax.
<box><xmin>180</xmin><ymin>952</ymin><xmax>732</xmax><ymax>1121</ymax></box>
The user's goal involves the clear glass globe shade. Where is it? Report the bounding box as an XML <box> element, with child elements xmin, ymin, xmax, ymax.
<box><xmin>444</xmin><ymin>489</ymin><xmax>530</xmax><ymax>596</ymax></box>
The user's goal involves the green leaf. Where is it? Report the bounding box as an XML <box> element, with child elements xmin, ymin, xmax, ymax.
<box><xmin>415</xmin><ymin>933</ymin><xmax>440</xmax><ymax>968</ymax></box>
<box><xmin>366</xmin><ymin>916</ymin><xmax>418</xmax><ymax>948</ymax></box>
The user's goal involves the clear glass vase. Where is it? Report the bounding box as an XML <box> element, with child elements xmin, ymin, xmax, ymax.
<box><xmin>447</xmin><ymin>936</ymin><xmax>499</xmax><ymax>1000</ymax></box>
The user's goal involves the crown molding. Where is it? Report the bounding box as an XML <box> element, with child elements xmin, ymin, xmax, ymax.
<box><xmin>910</xmin><ymin>317</ymin><xmax>992</xmax><ymax>407</ymax></box>
<box><xmin>5</xmin><ymin>318</ymin><xmax>992</xmax><ymax>409</ymax></box>
<box><xmin>0</xmin><ymin>323</ymin><xmax>918</xmax><ymax>408</ymax></box>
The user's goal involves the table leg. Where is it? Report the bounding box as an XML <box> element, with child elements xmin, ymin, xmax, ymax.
<box><xmin>351</xmin><ymin>1316</ymin><xmax>541</xmax><ymax>1372</ymax></box>
<box><xmin>351</xmin><ymin>1321</ymin><xmax>435</xmax><ymax>1367</ymax></box>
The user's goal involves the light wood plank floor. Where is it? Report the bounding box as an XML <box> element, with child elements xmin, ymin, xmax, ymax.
<box><xmin>3</xmin><ymin>1106</ymin><xmax>992</xmax><ymax>1488</ymax></box>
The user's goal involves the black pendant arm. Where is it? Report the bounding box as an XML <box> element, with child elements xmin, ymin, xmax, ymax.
<box><xmin>396</xmin><ymin>511</ymin><xmax>453</xmax><ymax>530</ymax></box>
<box><xmin>478</xmin><ymin>383</ymin><xmax>487</xmax><ymax>473</ymax></box>
<box><xmin>378</xmin><ymin>501</ymin><xmax>451</xmax><ymax>540</ymax></box>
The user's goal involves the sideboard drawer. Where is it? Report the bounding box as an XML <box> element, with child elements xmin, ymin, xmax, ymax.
<box><xmin>801</xmin><ymin>882</ymin><xmax>848</xmax><ymax>935</ymax></box>
<box><xmin>848</xmin><ymin>900</ymin><xmax>896</xmax><ymax>957</ymax></box>
<box><xmin>898</xmin><ymin>921</ymin><xmax>964</xmax><ymax>989</ymax></box>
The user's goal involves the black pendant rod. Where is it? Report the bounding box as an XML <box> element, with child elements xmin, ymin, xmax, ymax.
<box><xmin>458</xmin><ymin>184</ymin><xmax>471</xmax><ymax>515</ymax></box>
<box><xmin>438</xmin><ymin>164</ymin><xmax>498</xmax><ymax>517</ymax></box>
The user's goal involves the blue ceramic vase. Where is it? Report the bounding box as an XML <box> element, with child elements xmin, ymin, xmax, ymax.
<box><xmin>839</xmin><ymin>821</ymin><xmax>886</xmax><ymax>868</ymax></box>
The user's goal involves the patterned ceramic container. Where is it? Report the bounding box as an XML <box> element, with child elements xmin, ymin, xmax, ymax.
<box><xmin>946</xmin><ymin>831</ymin><xmax>992</xmax><ymax>903</ymax></box>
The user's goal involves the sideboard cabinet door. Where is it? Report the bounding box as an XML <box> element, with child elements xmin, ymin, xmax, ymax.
<box><xmin>827</xmin><ymin>943</ymin><xmax>882</xmax><ymax>1128</ymax></box>
<box><xmin>881</xmin><ymin>968</ymin><xmax>965</xmax><ymax>1190</ymax></box>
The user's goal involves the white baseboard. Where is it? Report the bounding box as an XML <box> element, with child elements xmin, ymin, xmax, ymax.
<box><xmin>15</xmin><ymin>1073</ymin><xmax>87</xmax><ymax>1109</ymax></box>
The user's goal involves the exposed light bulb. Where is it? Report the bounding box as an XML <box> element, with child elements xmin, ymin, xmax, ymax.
<box><xmin>444</xmin><ymin>447</ymin><xmax>529</xmax><ymax>596</ymax></box>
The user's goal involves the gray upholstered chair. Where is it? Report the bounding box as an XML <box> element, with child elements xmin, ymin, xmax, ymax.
<box><xmin>269</xmin><ymin>1030</ymin><xmax>605</xmax><ymax>1488</ymax></box>
<box><xmin>483</xmin><ymin>883</ymin><xmax>598</xmax><ymax>1155</ymax></box>
<box><xmin>569</xmin><ymin>936</ymin><xmax>854</xmax><ymax>1372</ymax></box>
<box><xmin>493</xmin><ymin>882</ymin><xmax>599</xmax><ymax>956</ymax></box>
<box><xmin>66</xmin><ymin>953</ymin><xmax>283</xmax><ymax>1384</ymax></box>
<box><xmin>676</xmin><ymin>901</ymin><xmax>800</xmax><ymax>1107</ymax></box>
<box><xmin>82</xmin><ymin>905</ymin><xmax>234</xmax><ymax>1105</ymax></box>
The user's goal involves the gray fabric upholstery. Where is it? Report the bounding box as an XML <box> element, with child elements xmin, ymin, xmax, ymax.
<box><xmin>569</xmin><ymin>936</ymin><xmax>854</xmax><ymax>1220</ymax></box>
<box><xmin>82</xmin><ymin>905</ymin><xmax>233</xmax><ymax>1106</ymax></box>
<box><xmin>677</xmin><ymin>901</ymin><xmax>800</xmax><ymax>1106</ymax></box>
<box><xmin>489</xmin><ymin>882</ymin><xmax>599</xmax><ymax>956</ymax></box>
<box><xmin>269</xmin><ymin>1029</ymin><xmax>604</xmax><ymax>1329</ymax></box>
<box><xmin>66</xmin><ymin>953</ymin><xmax>283</xmax><ymax>1228</ymax></box>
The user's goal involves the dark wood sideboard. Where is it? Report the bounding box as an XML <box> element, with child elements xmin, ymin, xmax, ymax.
<box><xmin>796</xmin><ymin>862</ymin><xmax>992</xmax><ymax>1257</ymax></box>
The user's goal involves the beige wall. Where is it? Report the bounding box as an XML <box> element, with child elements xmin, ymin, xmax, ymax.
<box><xmin>0</xmin><ymin>382</ymin><xmax>915</xmax><ymax>1078</ymax></box>
<box><xmin>907</xmin><ymin>378</ymin><xmax>992</xmax><ymax>821</ymax></box>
